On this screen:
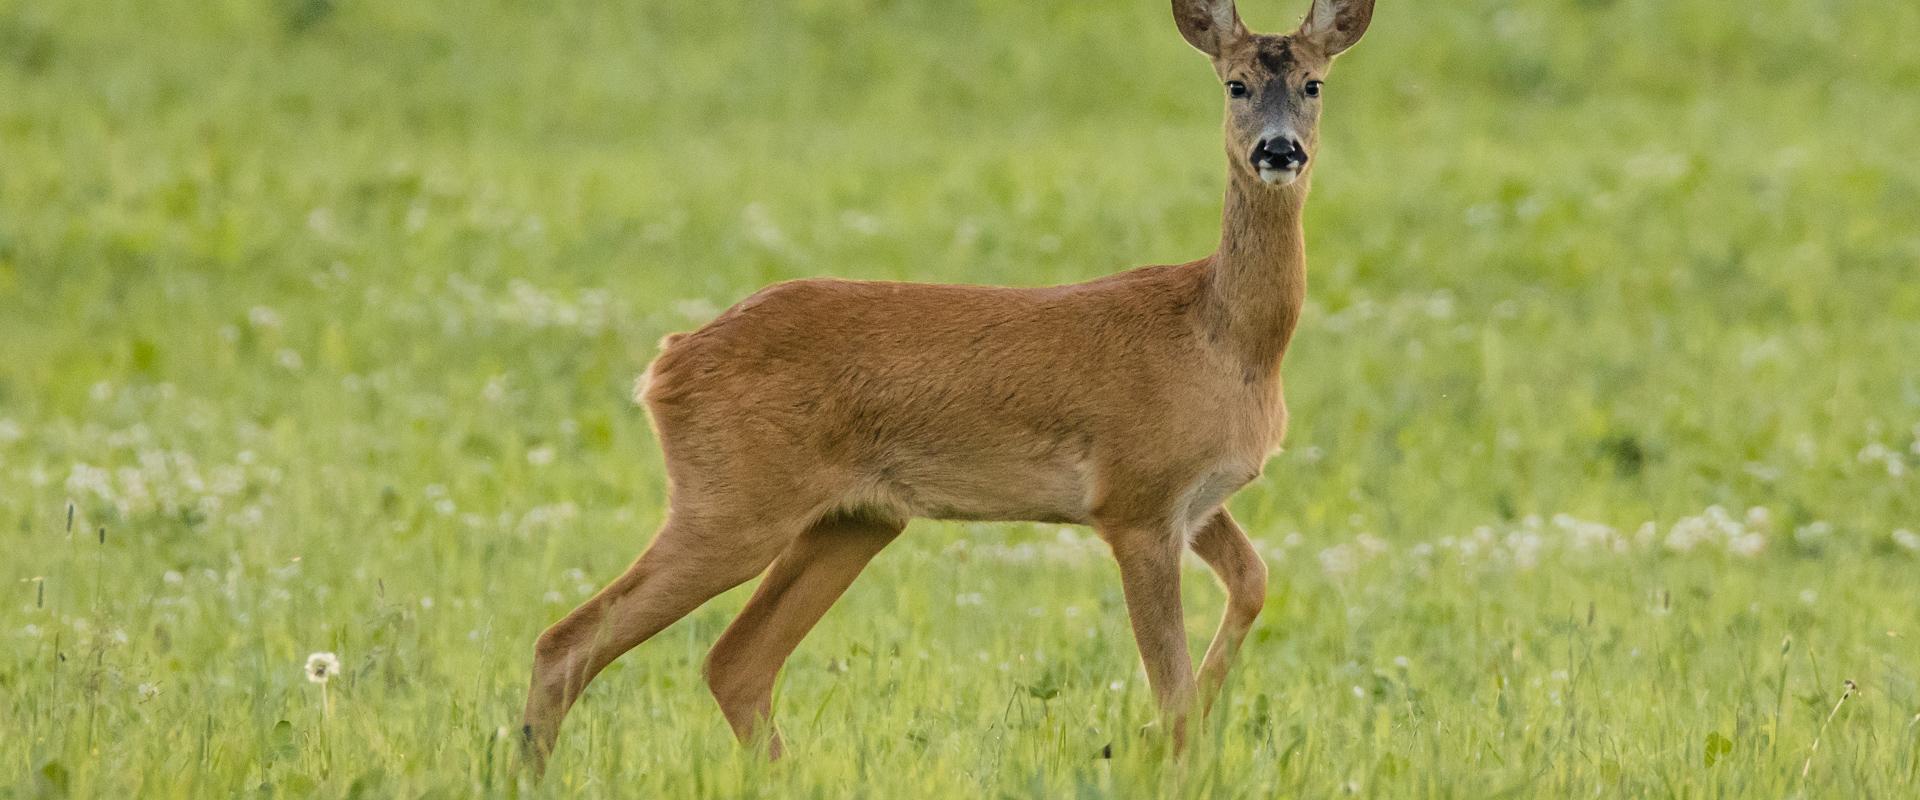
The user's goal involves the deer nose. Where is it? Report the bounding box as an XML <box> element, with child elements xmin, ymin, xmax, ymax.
<box><xmin>1251</xmin><ymin>137</ymin><xmax>1308</xmax><ymax>170</ymax></box>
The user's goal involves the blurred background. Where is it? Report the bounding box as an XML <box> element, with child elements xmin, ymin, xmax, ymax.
<box><xmin>2</xmin><ymin>0</ymin><xmax>1917</xmax><ymax>796</ymax></box>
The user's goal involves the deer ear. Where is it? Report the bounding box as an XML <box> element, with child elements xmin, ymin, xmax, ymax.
<box><xmin>1296</xmin><ymin>0</ymin><xmax>1373</xmax><ymax>56</ymax></box>
<box><xmin>1172</xmin><ymin>0</ymin><xmax>1248</xmax><ymax>58</ymax></box>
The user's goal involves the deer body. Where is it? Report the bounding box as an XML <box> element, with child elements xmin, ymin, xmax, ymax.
<box><xmin>649</xmin><ymin>266</ymin><xmax>1285</xmax><ymax>532</ymax></box>
<box><xmin>522</xmin><ymin>0</ymin><xmax>1371</xmax><ymax>771</ymax></box>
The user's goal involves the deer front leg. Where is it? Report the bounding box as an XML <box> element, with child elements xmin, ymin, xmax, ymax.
<box><xmin>1101</xmin><ymin>522</ymin><xmax>1197</xmax><ymax>749</ymax></box>
<box><xmin>1190</xmin><ymin>509</ymin><xmax>1267</xmax><ymax>715</ymax></box>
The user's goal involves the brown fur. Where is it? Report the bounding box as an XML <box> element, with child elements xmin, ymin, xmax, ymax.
<box><xmin>520</xmin><ymin>0</ymin><xmax>1373</xmax><ymax>772</ymax></box>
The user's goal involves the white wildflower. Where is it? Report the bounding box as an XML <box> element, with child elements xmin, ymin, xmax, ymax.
<box><xmin>1318</xmin><ymin>544</ymin><xmax>1357</xmax><ymax>577</ymax></box>
<box><xmin>248</xmin><ymin>305</ymin><xmax>283</xmax><ymax>330</ymax></box>
<box><xmin>305</xmin><ymin>651</ymin><xmax>341</xmax><ymax>684</ymax></box>
<box><xmin>66</xmin><ymin>463</ymin><xmax>113</xmax><ymax>500</ymax></box>
<box><xmin>526</xmin><ymin>446</ymin><xmax>556</xmax><ymax>466</ymax></box>
<box><xmin>840</xmin><ymin>210</ymin><xmax>882</xmax><ymax>235</ymax></box>
<box><xmin>481</xmin><ymin>375</ymin><xmax>509</xmax><ymax>404</ymax></box>
<box><xmin>307</xmin><ymin>208</ymin><xmax>335</xmax><ymax>235</ymax></box>
<box><xmin>1665</xmin><ymin>515</ymin><xmax>1710</xmax><ymax>553</ymax></box>
<box><xmin>1794</xmin><ymin>521</ymin><xmax>1833</xmax><ymax>549</ymax></box>
<box><xmin>1892</xmin><ymin>529</ymin><xmax>1920</xmax><ymax>552</ymax></box>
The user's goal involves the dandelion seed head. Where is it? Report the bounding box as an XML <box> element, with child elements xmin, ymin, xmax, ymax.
<box><xmin>305</xmin><ymin>651</ymin><xmax>341</xmax><ymax>684</ymax></box>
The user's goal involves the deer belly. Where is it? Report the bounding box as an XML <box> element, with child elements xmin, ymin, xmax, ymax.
<box><xmin>849</xmin><ymin>452</ymin><xmax>1096</xmax><ymax>525</ymax></box>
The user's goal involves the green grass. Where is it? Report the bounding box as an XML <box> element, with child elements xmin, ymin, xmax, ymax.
<box><xmin>4</xmin><ymin>0</ymin><xmax>1919</xmax><ymax>795</ymax></box>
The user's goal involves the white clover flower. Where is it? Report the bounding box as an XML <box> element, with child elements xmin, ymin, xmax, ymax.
<box><xmin>305</xmin><ymin>651</ymin><xmax>342</xmax><ymax>684</ymax></box>
<box><xmin>138</xmin><ymin>683</ymin><xmax>160</xmax><ymax>701</ymax></box>
<box><xmin>1728</xmin><ymin>532</ymin><xmax>1767</xmax><ymax>558</ymax></box>
<box><xmin>526</xmin><ymin>446</ymin><xmax>557</xmax><ymax>466</ymax></box>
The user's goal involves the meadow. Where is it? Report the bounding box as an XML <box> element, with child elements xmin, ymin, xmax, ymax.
<box><xmin>3</xmin><ymin>0</ymin><xmax>1919</xmax><ymax>795</ymax></box>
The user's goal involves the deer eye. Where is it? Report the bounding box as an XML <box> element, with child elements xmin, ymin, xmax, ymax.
<box><xmin>1303</xmin><ymin>80</ymin><xmax>1323</xmax><ymax>98</ymax></box>
<box><xmin>1225</xmin><ymin>81</ymin><xmax>1249</xmax><ymax>99</ymax></box>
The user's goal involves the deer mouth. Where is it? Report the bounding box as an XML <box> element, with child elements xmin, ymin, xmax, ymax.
<box><xmin>1256</xmin><ymin>163</ymin><xmax>1303</xmax><ymax>185</ymax></box>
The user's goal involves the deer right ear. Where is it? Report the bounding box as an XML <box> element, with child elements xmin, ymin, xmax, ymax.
<box><xmin>1172</xmin><ymin>0</ymin><xmax>1248</xmax><ymax>58</ymax></box>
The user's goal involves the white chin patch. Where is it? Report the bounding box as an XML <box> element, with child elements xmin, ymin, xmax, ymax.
<box><xmin>1258</xmin><ymin>166</ymin><xmax>1301</xmax><ymax>186</ymax></box>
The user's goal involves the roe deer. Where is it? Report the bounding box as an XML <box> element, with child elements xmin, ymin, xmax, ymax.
<box><xmin>522</xmin><ymin>0</ymin><xmax>1374</xmax><ymax>770</ymax></box>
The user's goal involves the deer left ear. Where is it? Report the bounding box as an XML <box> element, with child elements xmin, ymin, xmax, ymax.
<box><xmin>1296</xmin><ymin>0</ymin><xmax>1373</xmax><ymax>56</ymax></box>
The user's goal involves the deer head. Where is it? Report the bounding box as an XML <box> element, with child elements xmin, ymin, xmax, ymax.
<box><xmin>1173</xmin><ymin>0</ymin><xmax>1374</xmax><ymax>187</ymax></box>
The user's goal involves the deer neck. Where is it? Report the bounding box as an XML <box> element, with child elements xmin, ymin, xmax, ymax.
<box><xmin>1203</xmin><ymin>167</ymin><xmax>1309</xmax><ymax>377</ymax></box>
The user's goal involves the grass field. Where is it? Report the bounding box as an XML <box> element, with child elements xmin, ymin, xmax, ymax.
<box><xmin>4</xmin><ymin>0</ymin><xmax>1919</xmax><ymax>795</ymax></box>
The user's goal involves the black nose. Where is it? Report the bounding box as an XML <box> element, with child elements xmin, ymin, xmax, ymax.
<box><xmin>1251</xmin><ymin>137</ymin><xmax>1308</xmax><ymax>170</ymax></box>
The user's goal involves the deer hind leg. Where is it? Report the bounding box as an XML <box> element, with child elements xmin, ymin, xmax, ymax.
<box><xmin>703</xmin><ymin>512</ymin><xmax>904</xmax><ymax>759</ymax></box>
<box><xmin>519</xmin><ymin>511</ymin><xmax>798</xmax><ymax>775</ymax></box>
<box><xmin>1190</xmin><ymin>509</ymin><xmax>1268</xmax><ymax>715</ymax></box>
